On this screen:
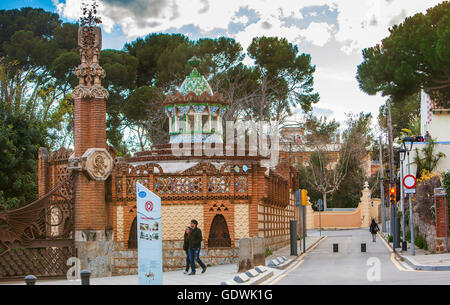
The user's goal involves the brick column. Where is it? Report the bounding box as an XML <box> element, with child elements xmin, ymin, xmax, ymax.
<box><xmin>73</xmin><ymin>97</ymin><xmax>108</xmax><ymax>232</ymax></box>
<box><xmin>71</xmin><ymin>24</ymin><xmax>113</xmax><ymax>278</ymax></box>
<box><xmin>38</xmin><ymin>147</ymin><xmax>49</xmax><ymax>197</ymax></box>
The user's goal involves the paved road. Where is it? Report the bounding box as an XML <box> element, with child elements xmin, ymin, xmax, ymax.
<box><xmin>271</xmin><ymin>229</ymin><xmax>450</xmax><ymax>285</ymax></box>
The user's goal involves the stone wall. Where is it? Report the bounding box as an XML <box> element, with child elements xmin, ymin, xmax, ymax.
<box><xmin>112</xmin><ymin>240</ymin><xmax>238</xmax><ymax>274</ymax></box>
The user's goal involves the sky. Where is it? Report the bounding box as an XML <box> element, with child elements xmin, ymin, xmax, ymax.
<box><xmin>1</xmin><ymin>0</ymin><xmax>444</xmax><ymax>126</ymax></box>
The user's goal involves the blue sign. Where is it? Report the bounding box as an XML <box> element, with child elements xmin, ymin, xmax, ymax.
<box><xmin>136</xmin><ymin>182</ymin><xmax>163</xmax><ymax>285</ymax></box>
<box><xmin>317</xmin><ymin>199</ymin><xmax>323</xmax><ymax>211</ymax></box>
<box><xmin>295</xmin><ymin>189</ymin><xmax>302</xmax><ymax>207</ymax></box>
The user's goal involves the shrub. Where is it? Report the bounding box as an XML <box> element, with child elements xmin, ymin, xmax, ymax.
<box><xmin>264</xmin><ymin>247</ymin><xmax>272</xmax><ymax>258</ymax></box>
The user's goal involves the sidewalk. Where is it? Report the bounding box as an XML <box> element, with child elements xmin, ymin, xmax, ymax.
<box><xmin>7</xmin><ymin>235</ymin><xmax>323</xmax><ymax>285</ymax></box>
<box><xmin>379</xmin><ymin>231</ymin><xmax>450</xmax><ymax>271</ymax></box>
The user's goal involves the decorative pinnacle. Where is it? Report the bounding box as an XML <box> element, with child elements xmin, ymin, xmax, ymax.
<box><xmin>80</xmin><ymin>1</ymin><xmax>102</xmax><ymax>28</ymax></box>
<box><xmin>188</xmin><ymin>56</ymin><xmax>200</xmax><ymax>67</ymax></box>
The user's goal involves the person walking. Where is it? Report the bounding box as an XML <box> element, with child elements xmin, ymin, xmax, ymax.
<box><xmin>370</xmin><ymin>219</ymin><xmax>380</xmax><ymax>242</ymax></box>
<box><xmin>183</xmin><ymin>227</ymin><xmax>191</xmax><ymax>274</ymax></box>
<box><xmin>188</xmin><ymin>219</ymin><xmax>207</xmax><ymax>275</ymax></box>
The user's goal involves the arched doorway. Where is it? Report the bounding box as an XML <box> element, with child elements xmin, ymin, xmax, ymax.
<box><xmin>128</xmin><ymin>217</ymin><xmax>137</xmax><ymax>249</ymax></box>
<box><xmin>208</xmin><ymin>214</ymin><xmax>231</xmax><ymax>248</ymax></box>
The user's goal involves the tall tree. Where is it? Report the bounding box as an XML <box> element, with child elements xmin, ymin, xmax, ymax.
<box><xmin>247</xmin><ymin>36</ymin><xmax>319</xmax><ymax>122</ymax></box>
<box><xmin>296</xmin><ymin>115</ymin><xmax>342</xmax><ymax>210</ymax></box>
<box><xmin>357</xmin><ymin>1</ymin><xmax>450</xmax><ymax>108</ymax></box>
<box><xmin>378</xmin><ymin>92</ymin><xmax>420</xmax><ymax>139</ymax></box>
<box><xmin>0</xmin><ymin>102</ymin><xmax>47</xmax><ymax>209</ymax></box>
<box><xmin>332</xmin><ymin>113</ymin><xmax>373</xmax><ymax>208</ymax></box>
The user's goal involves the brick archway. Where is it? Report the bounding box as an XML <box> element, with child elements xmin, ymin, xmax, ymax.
<box><xmin>128</xmin><ymin>217</ymin><xmax>137</xmax><ymax>249</ymax></box>
<box><xmin>207</xmin><ymin>214</ymin><xmax>231</xmax><ymax>248</ymax></box>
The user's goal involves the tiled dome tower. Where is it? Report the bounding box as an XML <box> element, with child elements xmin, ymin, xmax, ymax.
<box><xmin>163</xmin><ymin>56</ymin><xmax>229</xmax><ymax>144</ymax></box>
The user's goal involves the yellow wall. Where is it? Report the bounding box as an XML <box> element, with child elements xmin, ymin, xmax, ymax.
<box><xmin>306</xmin><ymin>183</ymin><xmax>380</xmax><ymax>229</ymax></box>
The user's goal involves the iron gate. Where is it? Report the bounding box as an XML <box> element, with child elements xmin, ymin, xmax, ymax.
<box><xmin>0</xmin><ymin>176</ymin><xmax>75</xmax><ymax>280</ymax></box>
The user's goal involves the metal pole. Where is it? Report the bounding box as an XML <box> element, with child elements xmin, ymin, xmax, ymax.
<box><xmin>319</xmin><ymin>208</ymin><xmax>322</xmax><ymax>237</ymax></box>
<box><xmin>400</xmin><ymin>159</ymin><xmax>406</xmax><ymax>249</ymax></box>
<box><xmin>407</xmin><ymin>151</ymin><xmax>415</xmax><ymax>256</ymax></box>
<box><xmin>445</xmin><ymin>195</ymin><xmax>448</xmax><ymax>253</ymax></box>
<box><xmin>392</xmin><ymin>204</ymin><xmax>396</xmax><ymax>251</ymax></box>
<box><xmin>302</xmin><ymin>205</ymin><xmax>306</xmax><ymax>253</ymax></box>
<box><xmin>379</xmin><ymin>135</ymin><xmax>386</xmax><ymax>232</ymax></box>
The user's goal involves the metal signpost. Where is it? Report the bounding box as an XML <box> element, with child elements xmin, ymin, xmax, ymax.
<box><xmin>318</xmin><ymin>199</ymin><xmax>323</xmax><ymax>237</ymax></box>
<box><xmin>294</xmin><ymin>189</ymin><xmax>302</xmax><ymax>255</ymax></box>
<box><xmin>301</xmin><ymin>190</ymin><xmax>308</xmax><ymax>253</ymax></box>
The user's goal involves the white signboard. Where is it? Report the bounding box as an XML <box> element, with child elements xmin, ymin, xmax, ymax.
<box><xmin>136</xmin><ymin>182</ymin><xmax>163</xmax><ymax>285</ymax></box>
<box><xmin>405</xmin><ymin>188</ymin><xmax>416</xmax><ymax>194</ymax></box>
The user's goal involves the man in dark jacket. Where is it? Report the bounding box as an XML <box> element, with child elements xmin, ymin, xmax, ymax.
<box><xmin>188</xmin><ymin>219</ymin><xmax>207</xmax><ymax>275</ymax></box>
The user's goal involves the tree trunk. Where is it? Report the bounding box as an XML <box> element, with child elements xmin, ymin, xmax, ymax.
<box><xmin>323</xmin><ymin>193</ymin><xmax>327</xmax><ymax>211</ymax></box>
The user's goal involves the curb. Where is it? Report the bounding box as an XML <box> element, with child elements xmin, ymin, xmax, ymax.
<box><xmin>221</xmin><ymin>236</ymin><xmax>326</xmax><ymax>285</ymax></box>
<box><xmin>258</xmin><ymin>235</ymin><xmax>326</xmax><ymax>285</ymax></box>
<box><xmin>378</xmin><ymin>232</ymin><xmax>450</xmax><ymax>271</ymax></box>
<box><xmin>220</xmin><ymin>266</ymin><xmax>273</xmax><ymax>285</ymax></box>
<box><xmin>401</xmin><ymin>255</ymin><xmax>450</xmax><ymax>271</ymax></box>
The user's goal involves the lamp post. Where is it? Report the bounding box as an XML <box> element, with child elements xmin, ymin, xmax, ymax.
<box><xmin>398</xmin><ymin>146</ymin><xmax>407</xmax><ymax>251</ymax></box>
<box><xmin>386</xmin><ymin>167</ymin><xmax>392</xmax><ymax>237</ymax></box>
<box><xmin>403</xmin><ymin>136</ymin><xmax>415</xmax><ymax>256</ymax></box>
<box><xmin>379</xmin><ymin>135</ymin><xmax>386</xmax><ymax>233</ymax></box>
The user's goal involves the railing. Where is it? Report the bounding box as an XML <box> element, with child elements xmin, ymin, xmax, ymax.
<box><xmin>112</xmin><ymin>163</ymin><xmax>249</xmax><ymax>202</ymax></box>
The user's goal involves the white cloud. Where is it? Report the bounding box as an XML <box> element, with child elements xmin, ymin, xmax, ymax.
<box><xmin>333</xmin><ymin>0</ymin><xmax>443</xmax><ymax>54</ymax></box>
<box><xmin>299</xmin><ymin>22</ymin><xmax>335</xmax><ymax>47</ymax></box>
<box><xmin>53</xmin><ymin>0</ymin><xmax>443</xmax><ymax>124</ymax></box>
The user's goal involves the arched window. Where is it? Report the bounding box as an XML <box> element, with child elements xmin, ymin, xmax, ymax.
<box><xmin>208</xmin><ymin>214</ymin><xmax>231</xmax><ymax>248</ymax></box>
<box><xmin>128</xmin><ymin>217</ymin><xmax>137</xmax><ymax>249</ymax></box>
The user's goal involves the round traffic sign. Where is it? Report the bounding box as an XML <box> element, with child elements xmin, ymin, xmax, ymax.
<box><xmin>403</xmin><ymin>175</ymin><xmax>416</xmax><ymax>189</ymax></box>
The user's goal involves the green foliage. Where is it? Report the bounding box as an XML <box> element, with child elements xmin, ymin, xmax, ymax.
<box><xmin>264</xmin><ymin>247</ymin><xmax>273</xmax><ymax>258</ymax></box>
<box><xmin>378</xmin><ymin>93</ymin><xmax>420</xmax><ymax>139</ymax></box>
<box><xmin>413</xmin><ymin>138</ymin><xmax>446</xmax><ymax>177</ymax></box>
<box><xmin>357</xmin><ymin>2</ymin><xmax>450</xmax><ymax>108</ymax></box>
<box><xmin>247</xmin><ymin>36</ymin><xmax>319</xmax><ymax>114</ymax></box>
<box><xmin>0</xmin><ymin>103</ymin><xmax>47</xmax><ymax>209</ymax></box>
<box><xmin>332</xmin><ymin>113</ymin><xmax>373</xmax><ymax>208</ymax></box>
<box><xmin>443</xmin><ymin>171</ymin><xmax>450</xmax><ymax>196</ymax></box>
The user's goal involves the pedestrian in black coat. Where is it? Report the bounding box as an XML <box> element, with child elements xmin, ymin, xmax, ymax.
<box><xmin>370</xmin><ymin>219</ymin><xmax>380</xmax><ymax>242</ymax></box>
<box><xmin>188</xmin><ymin>219</ymin><xmax>207</xmax><ymax>275</ymax></box>
<box><xmin>183</xmin><ymin>227</ymin><xmax>191</xmax><ymax>274</ymax></box>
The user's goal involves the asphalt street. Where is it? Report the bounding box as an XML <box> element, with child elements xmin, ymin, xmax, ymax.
<box><xmin>270</xmin><ymin>229</ymin><xmax>450</xmax><ymax>285</ymax></box>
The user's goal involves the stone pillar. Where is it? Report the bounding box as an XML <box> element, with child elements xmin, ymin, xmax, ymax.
<box><xmin>69</xmin><ymin>24</ymin><xmax>114</xmax><ymax>277</ymax></box>
<box><xmin>252</xmin><ymin>236</ymin><xmax>265</xmax><ymax>266</ymax></box>
<box><xmin>237</xmin><ymin>238</ymin><xmax>253</xmax><ymax>272</ymax></box>
<box><xmin>359</xmin><ymin>182</ymin><xmax>372</xmax><ymax>228</ymax></box>
<box><xmin>306</xmin><ymin>204</ymin><xmax>315</xmax><ymax>230</ymax></box>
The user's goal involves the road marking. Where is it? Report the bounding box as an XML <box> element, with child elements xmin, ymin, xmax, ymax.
<box><xmin>377</xmin><ymin>232</ymin><xmax>430</xmax><ymax>272</ymax></box>
<box><xmin>264</xmin><ymin>236</ymin><xmax>328</xmax><ymax>285</ymax></box>
<box><xmin>267</xmin><ymin>260</ymin><xmax>304</xmax><ymax>285</ymax></box>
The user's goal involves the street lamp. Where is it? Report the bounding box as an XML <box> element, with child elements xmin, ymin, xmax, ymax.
<box><xmin>402</xmin><ymin>136</ymin><xmax>415</xmax><ymax>256</ymax></box>
<box><xmin>398</xmin><ymin>147</ymin><xmax>407</xmax><ymax>251</ymax></box>
<box><xmin>402</xmin><ymin>136</ymin><xmax>414</xmax><ymax>151</ymax></box>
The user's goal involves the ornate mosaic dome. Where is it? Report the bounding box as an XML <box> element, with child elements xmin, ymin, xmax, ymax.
<box><xmin>179</xmin><ymin>56</ymin><xmax>213</xmax><ymax>96</ymax></box>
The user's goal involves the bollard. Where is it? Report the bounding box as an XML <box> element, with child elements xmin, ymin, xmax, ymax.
<box><xmin>24</xmin><ymin>275</ymin><xmax>37</xmax><ymax>285</ymax></box>
<box><xmin>80</xmin><ymin>270</ymin><xmax>91</xmax><ymax>285</ymax></box>
<box><xmin>402</xmin><ymin>241</ymin><xmax>407</xmax><ymax>251</ymax></box>
<box><xmin>333</xmin><ymin>243</ymin><xmax>338</xmax><ymax>253</ymax></box>
<box><xmin>290</xmin><ymin>220</ymin><xmax>298</xmax><ymax>256</ymax></box>
<box><xmin>361</xmin><ymin>243</ymin><xmax>366</xmax><ymax>252</ymax></box>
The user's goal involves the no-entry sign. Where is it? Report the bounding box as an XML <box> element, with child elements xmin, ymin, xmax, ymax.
<box><xmin>403</xmin><ymin>175</ymin><xmax>416</xmax><ymax>189</ymax></box>
<box><xmin>403</xmin><ymin>175</ymin><xmax>417</xmax><ymax>194</ymax></box>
